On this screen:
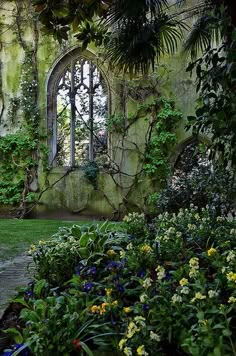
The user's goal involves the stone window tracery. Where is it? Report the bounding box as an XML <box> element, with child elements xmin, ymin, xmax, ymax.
<box><xmin>47</xmin><ymin>50</ymin><xmax>109</xmax><ymax>167</ymax></box>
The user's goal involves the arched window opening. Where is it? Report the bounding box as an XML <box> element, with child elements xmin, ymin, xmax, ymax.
<box><xmin>54</xmin><ymin>57</ymin><xmax>108</xmax><ymax>166</ymax></box>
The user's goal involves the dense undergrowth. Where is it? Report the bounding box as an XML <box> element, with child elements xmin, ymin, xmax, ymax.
<box><xmin>2</xmin><ymin>207</ymin><xmax>236</xmax><ymax>356</ymax></box>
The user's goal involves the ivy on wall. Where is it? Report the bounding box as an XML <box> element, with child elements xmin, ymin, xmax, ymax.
<box><xmin>143</xmin><ymin>98</ymin><xmax>183</xmax><ymax>181</ymax></box>
<box><xmin>0</xmin><ymin>1</ymin><xmax>40</xmax><ymax>216</ymax></box>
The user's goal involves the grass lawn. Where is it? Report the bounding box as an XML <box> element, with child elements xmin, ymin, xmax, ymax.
<box><xmin>0</xmin><ymin>219</ymin><xmax>95</xmax><ymax>261</ymax></box>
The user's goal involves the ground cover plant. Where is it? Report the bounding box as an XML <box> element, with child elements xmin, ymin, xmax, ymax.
<box><xmin>2</xmin><ymin>208</ymin><xmax>236</xmax><ymax>356</ymax></box>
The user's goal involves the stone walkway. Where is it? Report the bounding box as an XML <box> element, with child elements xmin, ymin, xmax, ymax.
<box><xmin>0</xmin><ymin>254</ymin><xmax>33</xmax><ymax>318</ymax></box>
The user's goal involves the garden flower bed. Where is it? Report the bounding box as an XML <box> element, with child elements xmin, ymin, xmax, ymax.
<box><xmin>1</xmin><ymin>207</ymin><xmax>236</xmax><ymax>355</ymax></box>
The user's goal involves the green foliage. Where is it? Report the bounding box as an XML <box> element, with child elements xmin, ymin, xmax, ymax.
<box><xmin>148</xmin><ymin>142</ymin><xmax>236</xmax><ymax>215</ymax></box>
<box><xmin>186</xmin><ymin>30</ymin><xmax>236</xmax><ymax>164</ymax></box>
<box><xmin>29</xmin><ymin>221</ymin><xmax>118</xmax><ymax>285</ymax></box>
<box><xmin>0</xmin><ymin>48</ymin><xmax>40</xmax><ymax>209</ymax></box>
<box><xmin>0</xmin><ymin>132</ymin><xmax>37</xmax><ymax>205</ymax></box>
<box><xmin>144</xmin><ymin>98</ymin><xmax>182</xmax><ymax>180</ymax></box>
<box><xmin>82</xmin><ymin>161</ymin><xmax>99</xmax><ymax>189</ymax></box>
<box><xmin>6</xmin><ymin>208</ymin><xmax>236</xmax><ymax>355</ymax></box>
<box><xmin>7</xmin><ymin>97</ymin><xmax>20</xmax><ymax>124</ymax></box>
<box><xmin>106</xmin><ymin>113</ymin><xmax>126</xmax><ymax>134</ymax></box>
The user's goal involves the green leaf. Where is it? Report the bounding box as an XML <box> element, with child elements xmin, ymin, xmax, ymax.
<box><xmin>3</xmin><ymin>328</ymin><xmax>23</xmax><ymax>343</ymax></box>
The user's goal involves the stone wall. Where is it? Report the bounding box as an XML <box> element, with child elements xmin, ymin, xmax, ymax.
<box><xmin>0</xmin><ymin>0</ymin><xmax>198</xmax><ymax>218</ymax></box>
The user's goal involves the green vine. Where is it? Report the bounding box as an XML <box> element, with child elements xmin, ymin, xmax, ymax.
<box><xmin>0</xmin><ymin>131</ymin><xmax>37</xmax><ymax>205</ymax></box>
<box><xmin>143</xmin><ymin>98</ymin><xmax>182</xmax><ymax>181</ymax></box>
<box><xmin>82</xmin><ymin>161</ymin><xmax>99</xmax><ymax>190</ymax></box>
<box><xmin>7</xmin><ymin>97</ymin><xmax>20</xmax><ymax>124</ymax></box>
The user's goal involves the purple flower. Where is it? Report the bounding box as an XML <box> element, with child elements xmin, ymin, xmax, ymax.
<box><xmin>142</xmin><ymin>304</ymin><xmax>150</xmax><ymax>312</ymax></box>
<box><xmin>86</xmin><ymin>266</ymin><xmax>97</xmax><ymax>276</ymax></box>
<box><xmin>75</xmin><ymin>265</ymin><xmax>84</xmax><ymax>275</ymax></box>
<box><xmin>83</xmin><ymin>282</ymin><xmax>94</xmax><ymax>292</ymax></box>
<box><xmin>137</xmin><ymin>269</ymin><xmax>146</xmax><ymax>278</ymax></box>
<box><xmin>116</xmin><ymin>283</ymin><xmax>125</xmax><ymax>293</ymax></box>
<box><xmin>24</xmin><ymin>290</ymin><xmax>34</xmax><ymax>299</ymax></box>
<box><xmin>165</xmin><ymin>272</ymin><xmax>172</xmax><ymax>281</ymax></box>
<box><xmin>107</xmin><ymin>261</ymin><xmax>122</xmax><ymax>270</ymax></box>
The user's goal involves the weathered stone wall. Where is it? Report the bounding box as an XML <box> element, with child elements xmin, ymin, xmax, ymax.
<box><xmin>0</xmin><ymin>0</ymin><xmax>197</xmax><ymax>218</ymax></box>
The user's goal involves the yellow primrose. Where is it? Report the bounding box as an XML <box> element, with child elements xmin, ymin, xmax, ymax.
<box><xmin>207</xmin><ymin>247</ymin><xmax>217</xmax><ymax>257</ymax></box>
<box><xmin>100</xmin><ymin>302</ymin><xmax>109</xmax><ymax>314</ymax></box>
<box><xmin>191</xmin><ymin>292</ymin><xmax>206</xmax><ymax>303</ymax></box>
<box><xmin>140</xmin><ymin>245</ymin><xmax>152</xmax><ymax>254</ymax></box>
<box><xmin>105</xmin><ymin>288</ymin><xmax>113</xmax><ymax>297</ymax></box>
<box><xmin>124</xmin><ymin>347</ymin><xmax>133</xmax><ymax>356</ymax></box>
<box><xmin>106</xmin><ymin>249</ymin><xmax>116</xmax><ymax>257</ymax></box>
<box><xmin>123</xmin><ymin>307</ymin><xmax>132</xmax><ymax>313</ymax></box>
<box><xmin>227</xmin><ymin>272</ymin><xmax>236</xmax><ymax>282</ymax></box>
<box><xmin>136</xmin><ymin>345</ymin><xmax>148</xmax><ymax>356</ymax></box>
<box><xmin>119</xmin><ymin>338</ymin><xmax>127</xmax><ymax>350</ymax></box>
<box><xmin>228</xmin><ymin>296</ymin><xmax>236</xmax><ymax>303</ymax></box>
<box><xmin>90</xmin><ymin>305</ymin><xmax>99</xmax><ymax>313</ymax></box>
<box><xmin>179</xmin><ymin>278</ymin><xmax>188</xmax><ymax>286</ymax></box>
<box><xmin>112</xmin><ymin>300</ymin><xmax>118</xmax><ymax>305</ymax></box>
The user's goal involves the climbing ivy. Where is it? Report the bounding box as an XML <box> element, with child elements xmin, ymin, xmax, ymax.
<box><xmin>143</xmin><ymin>98</ymin><xmax>182</xmax><ymax>182</ymax></box>
<box><xmin>0</xmin><ymin>132</ymin><xmax>37</xmax><ymax>205</ymax></box>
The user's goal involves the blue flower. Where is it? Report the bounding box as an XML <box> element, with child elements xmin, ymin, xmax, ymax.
<box><xmin>24</xmin><ymin>290</ymin><xmax>34</xmax><ymax>299</ymax></box>
<box><xmin>116</xmin><ymin>283</ymin><xmax>125</xmax><ymax>293</ymax></box>
<box><xmin>86</xmin><ymin>266</ymin><xmax>97</xmax><ymax>276</ymax></box>
<box><xmin>2</xmin><ymin>344</ymin><xmax>30</xmax><ymax>356</ymax></box>
<box><xmin>83</xmin><ymin>282</ymin><xmax>94</xmax><ymax>292</ymax></box>
<box><xmin>142</xmin><ymin>304</ymin><xmax>150</xmax><ymax>312</ymax></box>
<box><xmin>137</xmin><ymin>269</ymin><xmax>146</xmax><ymax>278</ymax></box>
<box><xmin>107</xmin><ymin>261</ymin><xmax>122</xmax><ymax>270</ymax></box>
<box><xmin>165</xmin><ymin>272</ymin><xmax>172</xmax><ymax>281</ymax></box>
<box><xmin>75</xmin><ymin>264</ymin><xmax>84</xmax><ymax>275</ymax></box>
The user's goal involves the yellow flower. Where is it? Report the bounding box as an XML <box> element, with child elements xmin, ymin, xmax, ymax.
<box><xmin>191</xmin><ymin>292</ymin><xmax>206</xmax><ymax>303</ymax></box>
<box><xmin>38</xmin><ymin>240</ymin><xmax>45</xmax><ymax>245</ymax></box>
<box><xmin>100</xmin><ymin>302</ymin><xmax>109</xmax><ymax>314</ymax></box>
<box><xmin>119</xmin><ymin>338</ymin><xmax>127</xmax><ymax>350</ymax></box>
<box><xmin>105</xmin><ymin>288</ymin><xmax>113</xmax><ymax>297</ymax></box>
<box><xmin>140</xmin><ymin>245</ymin><xmax>152</xmax><ymax>254</ymax></box>
<box><xmin>228</xmin><ymin>296</ymin><xmax>236</xmax><ymax>303</ymax></box>
<box><xmin>90</xmin><ymin>305</ymin><xmax>99</xmax><ymax>313</ymax></box>
<box><xmin>123</xmin><ymin>307</ymin><xmax>132</xmax><ymax>313</ymax></box>
<box><xmin>227</xmin><ymin>272</ymin><xmax>236</xmax><ymax>282</ymax></box>
<box><xmin>112</xmin><ymin>300</ymin><xmax>118</xmax><ymax>305</ymax></box>
<box><xmin>107</xmin><ymin>249</ymin><xmax>116</xmax><ymax>257</ymax></box>
<box><xmin>137</xmin><ymin>345</ymin><xmax>148</xmax><ymax>356</ymax></box>
<box><xmin>207</xmin><ymin>248</ymin><xmax>217</xmax><ymax>257</ymax></box>
<box><xmin>189</xmin><ymin>257</ymin><xmax>199</xmax><ymax>268</ymax></box>
<box><xmin>179</xmin><ymin>278</ymin><xmax>188</xmax><ymax>286</ymax></box>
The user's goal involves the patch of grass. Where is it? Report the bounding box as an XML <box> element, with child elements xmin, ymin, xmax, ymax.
<box><xmin>0</xmin><ymin>219</ymin><xmax>93</xmax><ymax>261</ymax></box>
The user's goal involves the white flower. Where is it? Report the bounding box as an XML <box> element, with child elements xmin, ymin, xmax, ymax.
<box><xmin>181</xmin><ymin>286</ymin><xmax>190</xmax><ymax>295</ymax></box>
<box><xmin>126</xmin><ymin>243</ymin><xmax>133</xmax><ymax>250</ymax></box>
<box><xmin>172</xmin><ymin>294</ymin><xmax>182</xmax><ymax>303</ymax></box>
<box><xmin>208</xmin><ymin>290</ymin><xmax>219</xmax><ymax>298</ymax></box>
<box><xmin>155</xmin><ymin>265</ymin><xmax>165</xmax><ymax>280</ymax></box>
<box><xmin>140</xmin><ymin>293</ymin><xmax>148</xmax><ymax>303</ymax></box>
<box><xmin>124</xmin><ymin>347</ymin><xmax>133</xmax><ymax>356</ymax></box>
<box><xmin>150</xmin><ymin>331</ymin><xmax>161</xmax><ymax>342</ymax></box>
<box><xmin>142</xmin><ymin>277</ymin><xmax>153</xmax><ymax>289</ymax></box>
<box><xmin>226</xmin><ymin>251</ymin><xmax>235</xmax><ymax>262</ymax></box>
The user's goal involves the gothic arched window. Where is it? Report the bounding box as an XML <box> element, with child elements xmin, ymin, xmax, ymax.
<box><xmin>47</xmin><ymin>49</ymin><xmax>109</xmax><ymax>167</ymax></box>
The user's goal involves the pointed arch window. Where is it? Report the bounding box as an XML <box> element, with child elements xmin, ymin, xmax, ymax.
<box><xmin>47</xmin><ymin>52</ymin><xmax>109</xmax><ymax>167</ymax></box>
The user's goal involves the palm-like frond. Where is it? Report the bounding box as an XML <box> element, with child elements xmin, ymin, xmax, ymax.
<box><xmin>105</xmin><ymin>0</ymin><xmax>169</xmax><ymax>26</ymax></box>
<box><xmin>183</xmin><ymin>12</ymin><xmax>223</xmax><ymax>59</ymax></box>
<box><xmin>104</xmin><ymin>15</ymin><xmax>184</xmax><ymax>75</ymax></box>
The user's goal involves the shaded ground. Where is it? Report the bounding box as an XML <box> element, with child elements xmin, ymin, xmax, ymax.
<box><xmin>0</xmin><ymin>253</ymin><xmax>33</xmax><ymax>318</ymax></box>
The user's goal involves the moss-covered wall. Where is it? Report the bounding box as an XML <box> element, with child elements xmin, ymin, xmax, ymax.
<box><xmin>0</xmin><ymin>0</ymin><xmax>198</xmax><ymax>218</ymax></box>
